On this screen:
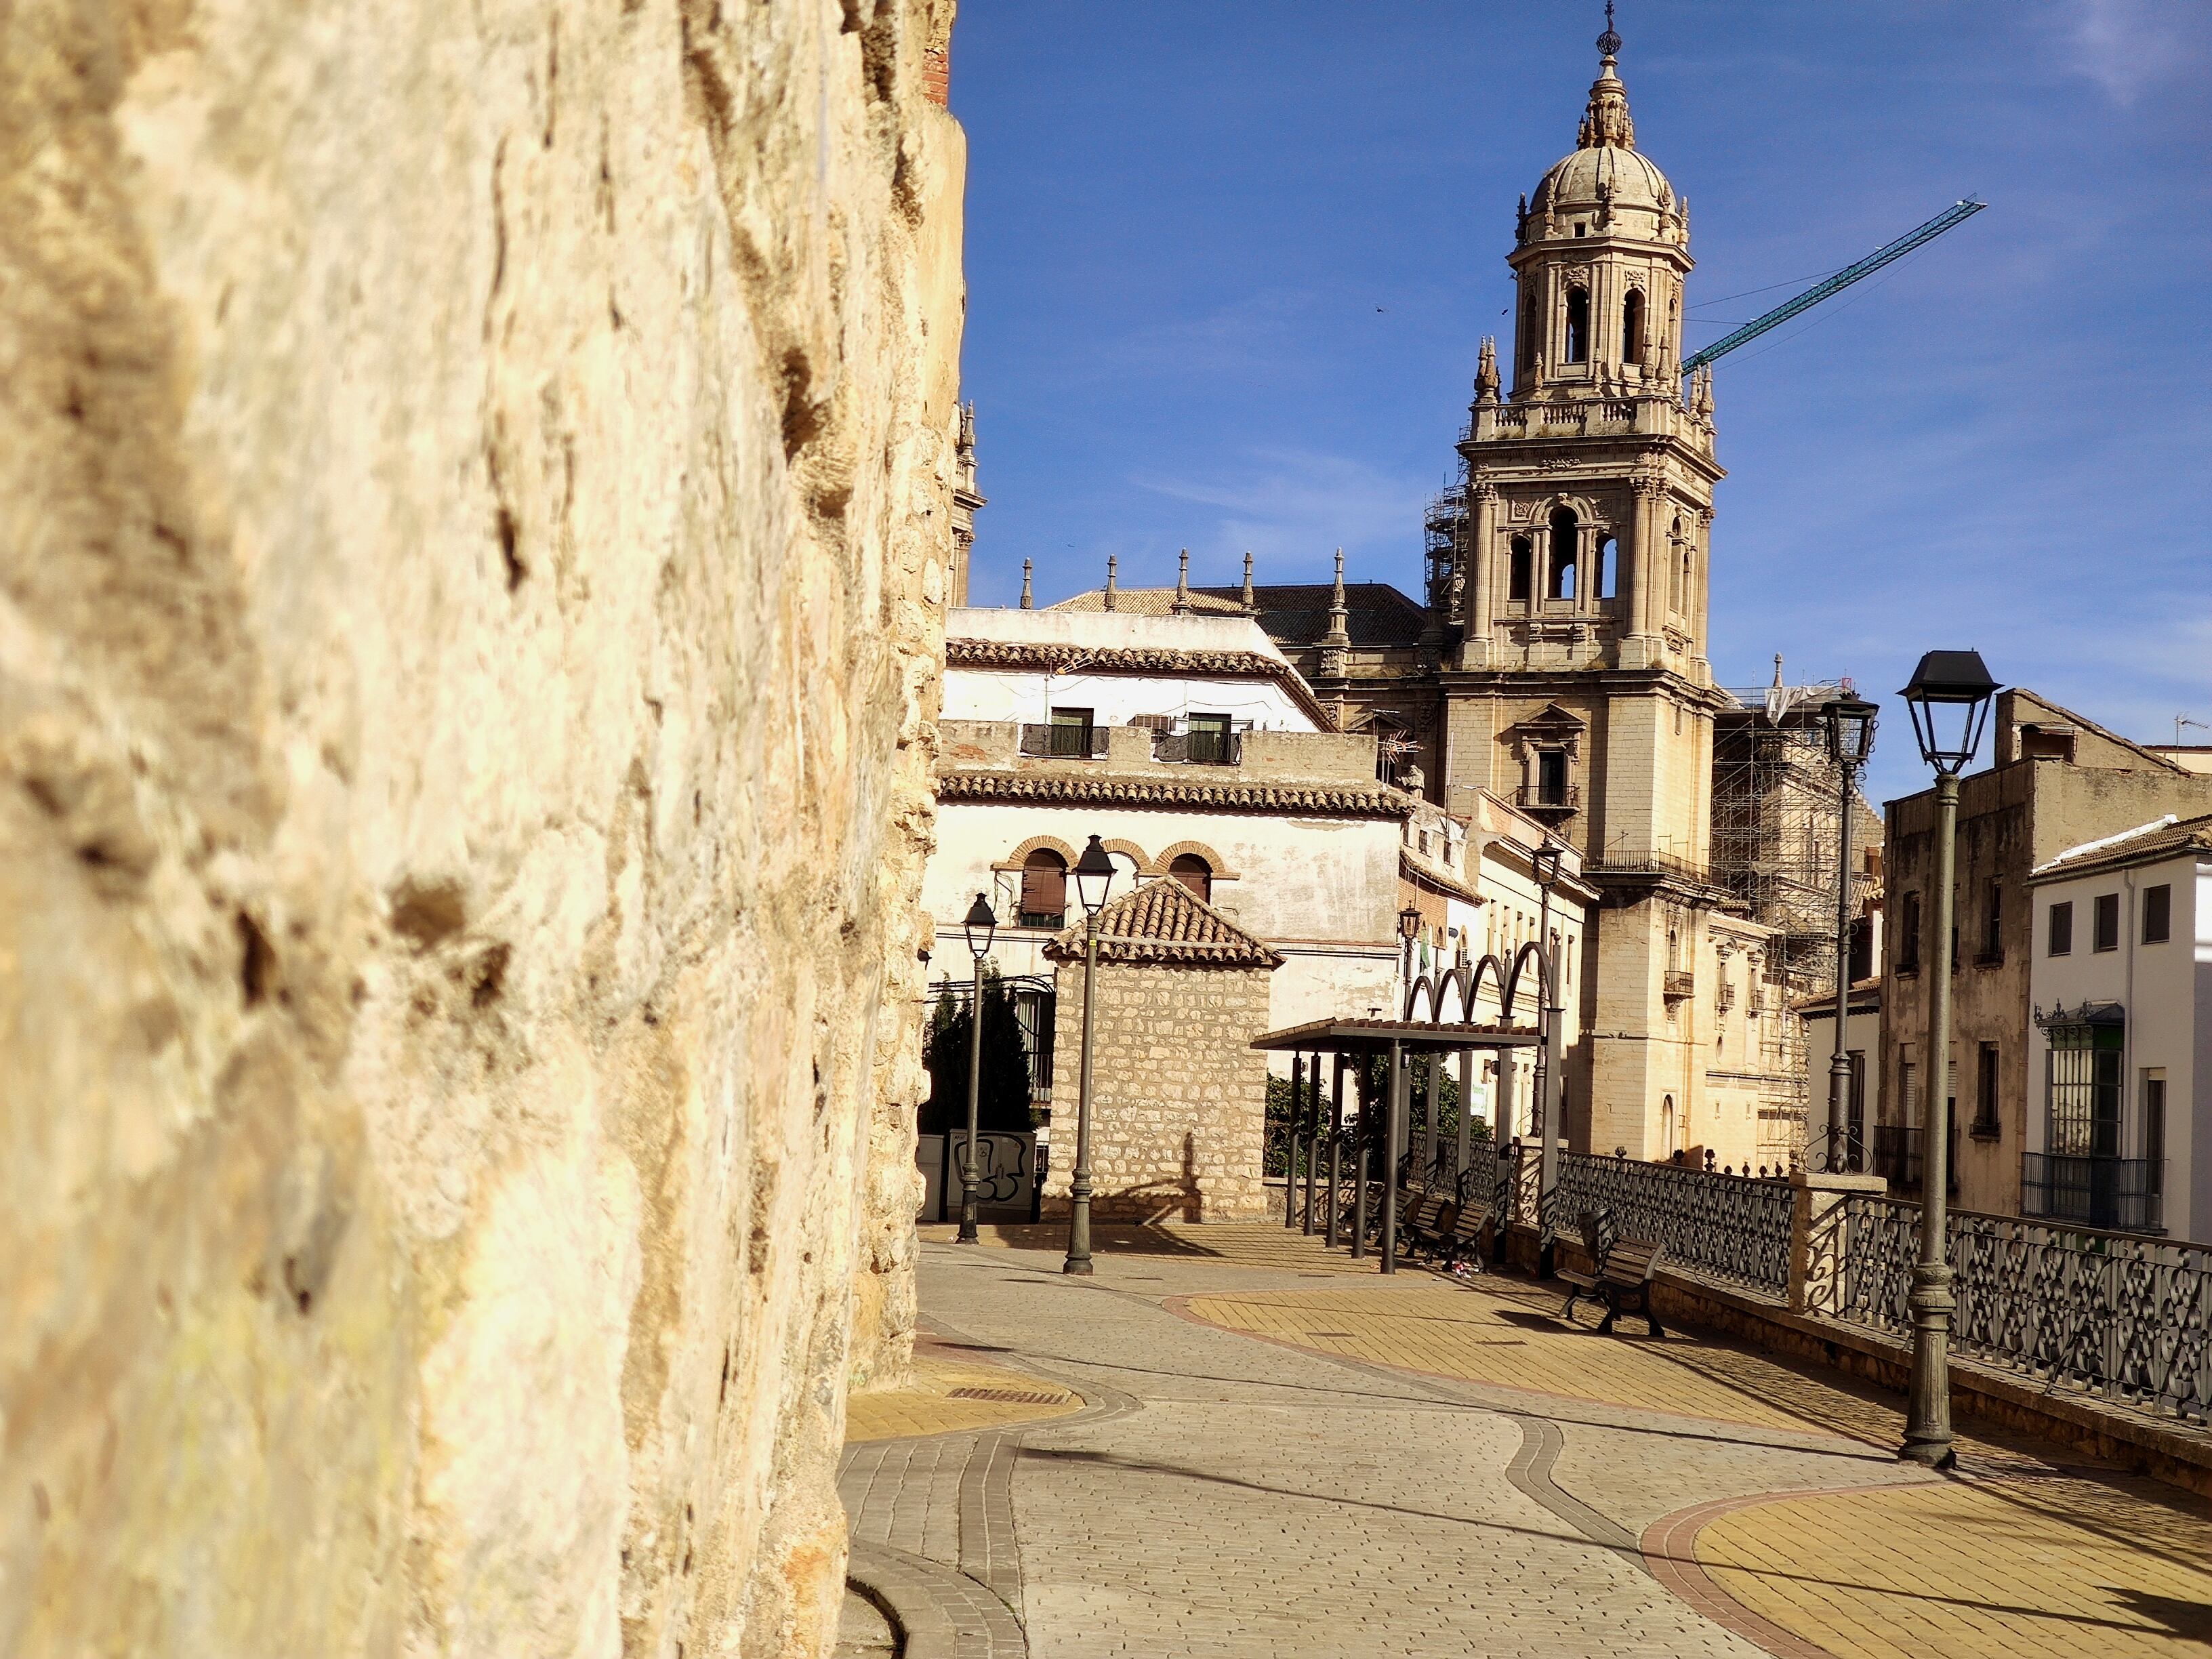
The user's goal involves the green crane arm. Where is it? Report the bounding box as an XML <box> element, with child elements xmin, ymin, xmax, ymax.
<box><xmin>1679</xmin><ymin>199</ymin><xmax>1986</xmax><ymax>377</ymax></box>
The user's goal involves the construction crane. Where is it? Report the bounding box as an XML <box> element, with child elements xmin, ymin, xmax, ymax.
<box><xmin>1679</xmin><ymin>199</ymin><xmax>1986</xmax><ymax>377</ymax></box>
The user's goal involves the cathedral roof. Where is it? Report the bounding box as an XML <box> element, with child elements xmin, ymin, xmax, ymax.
<box><xmin>1048</xmin><ymin>583</ymin><xmax>1429</xmax><ymax>651</ymax></box>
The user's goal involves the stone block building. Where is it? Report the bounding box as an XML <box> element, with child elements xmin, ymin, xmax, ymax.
<box><xmin>1040</xmin><ymin>880</ymin><xmax>1282</xmax><ymax>1222</ymax></box>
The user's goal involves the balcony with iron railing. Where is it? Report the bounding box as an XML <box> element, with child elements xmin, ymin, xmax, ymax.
<box><xmin>1018</xmin><ymin>722</ymin><xmax>1109</xmax><ymax>760</ymax></box>
<box><xmin>2022</xmin><ymin>1153</ymin><xmax>2164</xmax><ymax>1234</ymax></box>
<box><xmin>1149</xmin><ymin>723</ymin><xmax>1244</xmax><ymax>766</ymax></box>
<box><xmin>1515</xmin><ymin>782</ymin><xmax>1582</xmax><ymax>815</ymax></box>
<box><xmin>1662</xmin><ymin>969</ymin><xmax>1696</xmax><ymax>1001</ymax></box>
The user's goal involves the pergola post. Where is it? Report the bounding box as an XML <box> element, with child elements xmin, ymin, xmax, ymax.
<box><xmin>1456</xmin><ymin>1048</ymin><xmax>1474</xmax><ymax>1183</ymax></box>
<box><xmin>1285</xmin><ymin>1054</ymin><xmax>1304</xmax><ymax>1230</ymax></box>
<box><xmin>1350</xmin><ymin>1057</ymin><xmax>1368</xmax><ymax>1261</ymax></box>
<box><xmin>1382</xmin><ymin>1039</ymin><xmax>1404</xmax><ymax>1273</ymax></box>
<box><xmin>1326</xmin><ymin>1057</ymin><xmax>1345</xmax><ymax>1248</ymax></box>
<box><xmin>1292</xmin><ymin>1052</ymin><xmax>1309</xmax><ymax>1238</ymax></box>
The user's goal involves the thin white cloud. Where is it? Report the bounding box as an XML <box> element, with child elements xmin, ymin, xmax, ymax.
<box><xmin>2050</xmin><ymin>0</ymin><xmax>2182</xmax><ymax>105</ymax></box>
<box><xmin>1128</xmin><ymin>447</ymin><xmax>1432</xmax><ymax>579</ymax></box>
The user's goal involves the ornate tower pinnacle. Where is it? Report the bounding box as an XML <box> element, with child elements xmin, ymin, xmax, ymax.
<box><xmin>1316</xmin><ymin>549</ymin><xmax>1351</xmax><ymax>679</ymax></box>
<box><xmin>1172</xmin><ymin>548</ymin><xmax>1192</xmax><ymax>615</ymax></box>
<box><xmin>1020</xmin><ymin>558</ymin><xmax>1033</xmax><ymax>609</ymax></box>
<box><xmin>1103</xmin><ymin>554</ymin><xmax>1118</xmax><ymax>612</ymax></box>
<box><xmin>1475</xmin><ymin>335</ymin><xmax>1500</xmax><ymax>405</ymax></box>
<box><xmin>1240</xmin><ymin>550</ymin><xmax>1256</xmax><ymax>613</ymax></box>
<box><xmin>1578</xmin><ymin>2</ymin><xmax>1635</xmax><ymax>151</ymax></box>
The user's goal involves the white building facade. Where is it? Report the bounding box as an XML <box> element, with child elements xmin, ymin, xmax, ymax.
<box><xmin>2026</xmin><ymin>814</ymin><xmax>2212</xmax><ymax>1240</ymax></box>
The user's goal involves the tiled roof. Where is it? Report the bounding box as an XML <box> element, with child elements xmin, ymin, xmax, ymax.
<box><xmin>1048</xmin><ymin>583</ymin><xmax>1431</xmax><ymax>650</ymax></box>
<box><xmin>944</xmin><ymin>636</ymin><xmax>1336</xmax><ymax>729</ymax></box>
<box><xmin>936</xmin><ymin>770</ymin><xmax>1414</xmax><ymax>818</ymax></box>
<box><xmin>2028</xmin><ymin>811</ymin><xmax>2212</xmax><ymax>882</ymax></box>
<box><xmin>1043</xmin><ymin>879</ymin><xmax>1284</xmax><ymax>968</ymax></box>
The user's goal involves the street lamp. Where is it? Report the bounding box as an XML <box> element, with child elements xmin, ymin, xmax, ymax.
<box><xmin>955</xmin><ymin>892</ymin><xmax>998</xmax><ymax>1244</ymax></box>
<box><xmin>1063</xmin><ymin>834</ymin><xmax>1117</xmax><ymax>1275</ymax></box>
<box><xmin>1820</xmin><ymin>693</ymin><xmax>1878</xmax><ymax>1174</ymax></box>
<box><xmin>1398</xmin><ymin>902</ymin><xmax>1424</xmax><ymax>1011</ymax></box>
<box><xmin>1896</xmin><ymin>649</ymin><xmax>1999</xmax><ymax>1469</ymax></box>
<box><xmin>1528</xmin><ymin>840</ymin><xmax>1565</xmax><ymax>1233</ymax></box>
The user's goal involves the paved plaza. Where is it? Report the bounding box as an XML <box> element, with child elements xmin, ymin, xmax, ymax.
<box><xmin>838</xmin><ymin>1223</ymin><xmax>2212</xmax><ymax>1658</ymax></box>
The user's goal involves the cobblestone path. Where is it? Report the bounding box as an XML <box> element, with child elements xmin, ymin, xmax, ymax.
<box><xmin>840</xmin><ymin>1224</ymin><xmax>2212</xmax><ymax>1658</ymax></box>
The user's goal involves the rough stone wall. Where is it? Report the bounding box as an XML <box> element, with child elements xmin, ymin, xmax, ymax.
<box><xmin>1042</xmin><ymin>962</ymin><xmax>1275</xmax><ymax>1221</ymax></box>
<box><xmin>0</xmin><ymin>1</ymin><xmax>959</xmax><ymax>1654</ymax></box>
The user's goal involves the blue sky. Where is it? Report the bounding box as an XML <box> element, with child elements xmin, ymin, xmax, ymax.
<box><xmin>949</xmin><ymin>1</ymin><xmax>2211</xmax><ymax>809</ymax></box>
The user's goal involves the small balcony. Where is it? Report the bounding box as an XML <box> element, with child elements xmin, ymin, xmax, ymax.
<box><xmin>1019</xmin><ymin>722</ymin><xmax>1107</xmax><ymax>760</ymax></box>
<box><xmin>1149</xmin><ymin>724</ymin><xmax>1244</xmax><ymax>766</ymax></box>
<box><xmin>1662</xmin><ymin>969</ymin><xmax>1695</xmax><ymax>1001</ymax></box>
<box><xmin>2022</xmin><ymin>1153</ymin><xmax>2164</xmax><ymax>1234</ymax></box>
<box><xmin>1516</xmin><ymin>783</ymin><xmax>1582</xmax><ymax>816</ymax></box>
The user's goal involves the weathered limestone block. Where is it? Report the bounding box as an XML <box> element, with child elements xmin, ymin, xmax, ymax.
<box><xmin>0</xmin><ymin>1</ymin><xmax>961</xmax><ymax>1654</ymax></box>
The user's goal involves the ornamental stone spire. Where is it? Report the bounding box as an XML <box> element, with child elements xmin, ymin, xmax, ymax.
<box><xmin>1578</xmin><ymin>2</ymin><xmax>1635</xmax><ymax>151</ymax></box>
<box><xmin>1240</xmin><ymin>550</ymin><xmax>1256</xmax><ymax>613</ymax></box>
<box><xmin>1172</xmin><ymin>548</ymin><xmax>1192</xmax><ymax>615</ymax></box>
<box><xmin>1103</xmin><ymin>554</ymin><xmax>1118</xmax><ymax>612</ymax></box>
<box><xmin>1020</xmin><ymin>558</ymin><xmax>1033</xmax><ymax>609</ymax></box>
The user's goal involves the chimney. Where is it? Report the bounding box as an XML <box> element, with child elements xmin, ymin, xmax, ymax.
<box><xmin>1020</xmin><ymin>558</ymin><xmax>1033</xmax><ymax>610</ymax></box>
<box><xmin>1103</xmin><ymin>555</ymin><xmax>1118</xmax><ymax>612</ymax></box>
<box><xmin>1171</xmin><ymin>549</ymin><xmax>1191</xmax><ymax>615</ymax></box>
<box><xmin>1240</xmin><ymin>551</ymin><xmax>1255</xmax><ymax>614</ymax></box>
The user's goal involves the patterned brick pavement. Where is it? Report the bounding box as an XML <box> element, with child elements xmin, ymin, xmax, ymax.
<box><xmin>837</xmin><ymin>1227</ymin><xmax>2212</xmax><ymax>1658</ymax></box>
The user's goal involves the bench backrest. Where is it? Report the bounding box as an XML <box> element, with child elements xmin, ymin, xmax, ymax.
<box><xmin>1601</xmin><ymin>1239</ymin><xmax>1664</xmax><ymax>1286</ymax></box>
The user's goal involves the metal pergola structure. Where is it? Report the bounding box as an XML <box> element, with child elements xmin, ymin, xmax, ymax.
<box><xmin>1250</xmin><ymin>941</ymin><xmax>1561</xmax><ymax>1274</ymax></box>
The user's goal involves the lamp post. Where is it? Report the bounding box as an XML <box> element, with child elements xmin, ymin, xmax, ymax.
<box><xmin>1063</xmin><ymin>834</ymin><xmax>1118</xmax><ymax>1275</ymax></box>
<box><xmin>1529</xmin><ymin>840</ymin><xmax>1565</xmax><ymax>1226</ymax></box>
<box><xmin>1397</xmin><ymin>902</ymin><xmax>1424</xmax><ymax>1014</ymax></box>
<box><xmin>1896</xmin><ymin>650</ymin><xmax>1999</xmax><ymax>1468</ymax></box>
<box><xmin>1820</xmin><ymin>693</ymin><xmax>1879</xmax><ymax>1173</ymax></box>
<box><xmin>956</xmin><ymin>892</ymin><xmax>998</xmax><ymax>1244</ymax></box>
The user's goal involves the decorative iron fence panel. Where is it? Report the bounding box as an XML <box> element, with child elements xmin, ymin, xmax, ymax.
<box><xmin>1551</xmin><ymin>1152</ymin><xmax>1793</xmax><ymax>1298</ymax></box>
<box><xmin>1836</xmin><ymin>1194</ymin><xmax>2212</xmax><ymax>1423</ymax></box>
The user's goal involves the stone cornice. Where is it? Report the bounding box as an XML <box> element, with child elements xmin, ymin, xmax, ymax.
<box><xmin>936</xmin><ymin>770</ymin><xmax>1414</xmax><ymax>819</ymax></box>
<box><xmin>945</xmin><ymin>637</ymin><xmax>1336</xmax><ymax>731</ymax></box>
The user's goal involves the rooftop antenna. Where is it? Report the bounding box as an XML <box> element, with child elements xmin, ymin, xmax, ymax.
<box><xmin>2178</xmin><ymin>714</ymin><xmax>2209</xmax><ymax>745</ymax></box>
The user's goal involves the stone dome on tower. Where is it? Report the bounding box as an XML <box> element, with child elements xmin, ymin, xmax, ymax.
<box><xmin>1521</xmin><ymin>19</ymin><xmax>1685</xmax><ymax>248</ymax></box>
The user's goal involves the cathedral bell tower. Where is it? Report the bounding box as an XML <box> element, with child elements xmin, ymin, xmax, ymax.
<box><xmin>1435</xmin><ymin>14</ymin><xmax>1732</xmax><ymax>1161</ymax></box>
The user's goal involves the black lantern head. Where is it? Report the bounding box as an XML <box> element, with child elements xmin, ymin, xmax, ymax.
<box><xmin>962</xmin><ymin>891</ymin><xmax>998</xmax><ymax>959</ymax></box>
<box><xmin>1398</xmin><ymin>903</ymin><xmax>1423</xmax><ymax>943</ymax></box>
<box><xmin>1531</xmin><ymin>840</ymin><xmax>1565</xmax><ymax>890</ymax></box>
<box><xmin>1821</xmin><ymin>693</ymin><xmax>1879</xmax><ymax>769</ymax></box>
<box><xmin>1073</xmin><ymin>834</ymin><xmax>1116</xmax><ymax>916</ymax></box>
<box><xmin>1898</xmin><ymin>651</ymin><xmax>1998</xmax><ymax>775</ymax></box>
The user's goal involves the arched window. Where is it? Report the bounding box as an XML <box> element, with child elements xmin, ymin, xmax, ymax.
<box><xmin>1509</xmin><ymin>535</ymin><xmax>1534</xmax><ymax>603</ymax></box>
<box><xmin>1595</xmin><ymin>533</ymin><xmax>1615</xmax><ymax>599</ymax></box>
<box><xmin>1565</xmin><ymin>286</ymin><xmax>1590</xmax><ymax>364</ymax></box>
<box><xmin>1517</xmin><ymin>287</ymin><xmax>1538</xmax><ymax>374</ymax></box>
<box><xmin>1167</xmin><ymin>853</ymin><xmax>1212</xmax><ymax>903</ymax></box>
<box><xmin>1622</xmin><ymin>289</ymin><xmax>1646</xmax><ymax>365</ymax></box>
<box><xmin>1547</xmin><ymin>507</ymin><xmax>1578</xmax><ymax>600</ymax></box>
<box><xmin>1662</xmin><ymin>1095</ymin><xmax>1678</xmax><ymax>1157</ymax></box>
<box><xmin>1668</xmin><ymin>515</ymin><xmax>1685</xmax><ymax>613</ymax></box>
<box><xmin>1019</xmin><ymin>848</ymin><xmax>1067</xmax><ymax>928</ymax></box>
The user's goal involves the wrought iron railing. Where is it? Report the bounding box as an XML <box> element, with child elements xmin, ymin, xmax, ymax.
<box><xmin>1872</xmin><ymin>1122</ymin><xmax>1957</xmax><ymax>1193</ymax></box>
<box><xmin>1019</xmin><ymin>722</ymin><xmax>1107</xmax><ymax>760</ymax></box>
<box><xmin>1835</xmin><ymin>1195</ymin><xmax>2212</xmax><ymax>1422</ymax></box>
<box><xmin>1151</xmin><ymin>726</ymin><xmax>1243</xmax><ymax>766</ymax></box>
<box><xmin>2022</xmin><ymin>1153</ymin><xmax>2164</xmax><ymax>1235</ymax></box>
<box><xmin>1551</xmin><ymin>1151</ymin><xmax>1793</xmax><ymax>1298</ymax></box>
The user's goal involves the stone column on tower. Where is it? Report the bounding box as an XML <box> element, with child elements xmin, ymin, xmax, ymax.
<box><xmin>1467</xmin><ymin>485</ymin><xmax>1498</xmax><ymax>666</ymax></box>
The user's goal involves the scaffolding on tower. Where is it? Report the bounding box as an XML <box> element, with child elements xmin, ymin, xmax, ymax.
<box><xmin>1710</xmin><ymin>663</ymin><xmax>1883</xmax><ymax>1164</ymax></box>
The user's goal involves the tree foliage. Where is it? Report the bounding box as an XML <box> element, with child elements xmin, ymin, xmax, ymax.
<box><xmin>920</xmin><ymin>967</ymin><xmax>1035</xmax><ymax>1134</ymax></box>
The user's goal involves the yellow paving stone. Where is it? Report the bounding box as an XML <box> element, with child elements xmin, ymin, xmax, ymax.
<box><xmin>842</xmin><ymin>1352</ymin><xmax>1083</xmax><ymax>1443</ymax></box>
<box><xmin>916</xmin><ymin>1219</ymin><xmax>1387</xmax><ymax>1272</ymax></box>
<box><xmin>1694</xmin><ymin>1475</ymin><xmax>2212</xmax><ymax>1658</ymax></box>
<box><xmin>1183</xmin><ymin>1278</ymin><xmax>1907</xmax><ymax>1441</ymax></box>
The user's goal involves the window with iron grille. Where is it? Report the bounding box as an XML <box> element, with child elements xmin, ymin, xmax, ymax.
<box><xmin>2045</xmin><ymin>1021</ymin><xmax>2123</xmax><ymax>1158</ymax></box>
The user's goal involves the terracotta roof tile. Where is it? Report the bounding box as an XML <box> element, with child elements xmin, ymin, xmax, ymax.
<box><xmin>936</xmin><ymin>770</ymin><xmax>1413</xmax><ymax>818</ymax></box>
<box><xmin>1043</xmin><ymin>880</ymin><xmax>1284</xmax><ymax>968</ymax></box>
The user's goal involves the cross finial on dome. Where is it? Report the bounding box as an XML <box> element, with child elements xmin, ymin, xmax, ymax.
<box><xmin>1578</xmin><ymin>3</ymin><xmax>1635</xmax><ymax>150</ymax></box>
<box><xmin>1597</xmin><ymin>1</ymin><xmax>1622</xmax><ymax>62</ymax></box>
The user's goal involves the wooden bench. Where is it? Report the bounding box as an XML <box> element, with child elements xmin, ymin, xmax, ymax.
<box><xmin>1434</xmin><ymin>1199</ymin><xmax>1490</xmax><ymax>1266</ymax></box>
<box><xmin>1559</xmin><ymin>1222</ymin><xmax>1666</xmax><ymax>1337</ymax></box>
<box><xmin>1401</xmin><ymin>1191</ymin><xmax>1453</xmax><ymax>1258</ymax></box>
